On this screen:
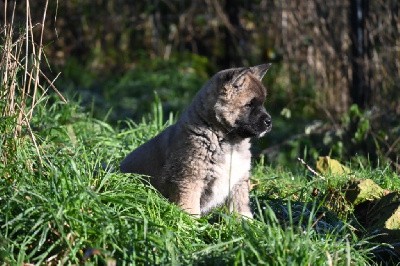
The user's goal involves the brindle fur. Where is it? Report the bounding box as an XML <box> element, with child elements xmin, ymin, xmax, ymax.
<box><xmin>120</xmin><ymin>64</ymin><xmax>272</xmax><ymax>218</ymax></box>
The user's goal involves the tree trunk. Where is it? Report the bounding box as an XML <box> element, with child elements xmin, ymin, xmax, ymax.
<box><xmin>349</xmin><ymin>0</ymin><xmax>371</xmax><ymax>109</ymax></box>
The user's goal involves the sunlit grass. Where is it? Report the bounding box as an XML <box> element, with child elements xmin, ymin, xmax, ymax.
<box><xmin>0</xmin><ymin>95</ymin><xmax>383</xmax><ymax>264</ymax></box>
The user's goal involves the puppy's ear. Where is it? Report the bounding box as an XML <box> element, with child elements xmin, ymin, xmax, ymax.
<box><xmin>218</xmin><ymin>67</ymin><xmax>248</xmax><ymax>87</ymax></box>
<box><xmin>231</xmin><ymin>68</ymin><xmax>250</xmax><ymax>89</ymax></box>
<box><xmin>250</xmin><ymin>64</ymin><xmax>271</xmax><ymax>80</ymax></box>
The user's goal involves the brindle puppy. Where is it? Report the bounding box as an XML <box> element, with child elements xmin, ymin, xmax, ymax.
<box><xmin>120</xmin><ymin>64</ymin><xmax>272</xmax><ymax>218</ymax></box>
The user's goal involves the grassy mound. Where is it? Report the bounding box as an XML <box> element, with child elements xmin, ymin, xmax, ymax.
<box><xmin>0</xmin><ymin>97</ymin><xmax>382</xmax><ymax>264</ymax></box>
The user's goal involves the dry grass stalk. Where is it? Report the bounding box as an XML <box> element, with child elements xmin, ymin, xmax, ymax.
<box><xmin>1</xmin><ymin>0</ymin><xmax>66</xmax><ymax>165</ymax></box>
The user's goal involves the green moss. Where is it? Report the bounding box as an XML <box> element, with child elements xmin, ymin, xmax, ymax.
<box><xmin>344</xmin><ymin>179</ymin><xmax>385</xmax><ymax>206</ymax></box>
<box><xmin>316</xmin><ymin>156</ymin><xmax>351</xmax><ymax>176</ymax></box>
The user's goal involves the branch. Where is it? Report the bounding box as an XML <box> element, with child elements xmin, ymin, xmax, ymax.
<box><xmin>297</xmin><ymin>157</ymin><xmax>326</xmax><ymax>180</ymax></box>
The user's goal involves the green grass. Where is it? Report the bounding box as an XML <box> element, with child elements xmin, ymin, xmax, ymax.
<box><xmin>2</xmin><ymin>96</ymin><xmax>395</xmax><ymax>265</ymax></box>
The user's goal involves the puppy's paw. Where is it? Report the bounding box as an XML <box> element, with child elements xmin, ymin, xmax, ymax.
<box><xmin>239</xmin><ymin>211</ymin><xmax>253</xmax><ymax>219</ymax></box>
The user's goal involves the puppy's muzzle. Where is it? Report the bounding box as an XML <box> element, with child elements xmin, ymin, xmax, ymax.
<box><xmin>263</xmin><ymin>113</ymin><xmax>272</xmax><ymax>132</ymax></box>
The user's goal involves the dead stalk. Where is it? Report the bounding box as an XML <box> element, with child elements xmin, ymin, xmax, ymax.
<box><xmin>1</xmin><ymin>0</ymin><xmax>64</xmax><ymax>164</ymax></box>
<box><xmin>297</xmin><ymin>157</ymin><xmax>326</xmax><ymax>180</ymax></box>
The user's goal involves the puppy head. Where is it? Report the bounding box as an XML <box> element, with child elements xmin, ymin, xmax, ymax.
<box><xmin>213</xmin><ymin>64</ymin><xmax>272</xmax><ymax>138</ymax></box>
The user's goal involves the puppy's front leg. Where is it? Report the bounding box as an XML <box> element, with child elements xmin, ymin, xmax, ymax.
<box><xmin>168</xmin><ymin>181</ymin><xmax>203</xmax><ymax>217</ymax></box>
<box><xmin>227</xmin><ymin>177</ymin><xmax>253</xmax><ymax>218</ymax></box>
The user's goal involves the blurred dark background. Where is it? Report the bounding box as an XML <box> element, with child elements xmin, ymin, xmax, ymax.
<box><xmin>2</xmin><ymin>0</ymin><xmax>399</xmax><ymax>168</ymax></box>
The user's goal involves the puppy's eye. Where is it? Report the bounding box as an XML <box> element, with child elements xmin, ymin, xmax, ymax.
<box><xmin>244</xmin><ymin>99</ymin><xmax>256</xmax><ymax>109</ymax></box>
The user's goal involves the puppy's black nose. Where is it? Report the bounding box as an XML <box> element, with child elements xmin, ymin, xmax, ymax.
<box><xmin>264</xmin><ymin>115</ymin><xmax>272</xmax><ymax>128</ymax></box>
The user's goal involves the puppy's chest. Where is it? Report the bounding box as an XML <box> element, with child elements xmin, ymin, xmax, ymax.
<box><xmin>201</xmin><ymin>147</ymin><xmax>251</xmax><ymax>212</ymax></box>
<box><xmin>218</xmin><ymin>150</ymin><xmax>250</xmax><ymax>186</ymax></box>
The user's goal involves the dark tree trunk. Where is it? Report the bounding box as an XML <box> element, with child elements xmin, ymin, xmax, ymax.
<box><xmin>349</xmin><ymin>0</ymin><xmax>372</xmax><ymax>109</ymax></box>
